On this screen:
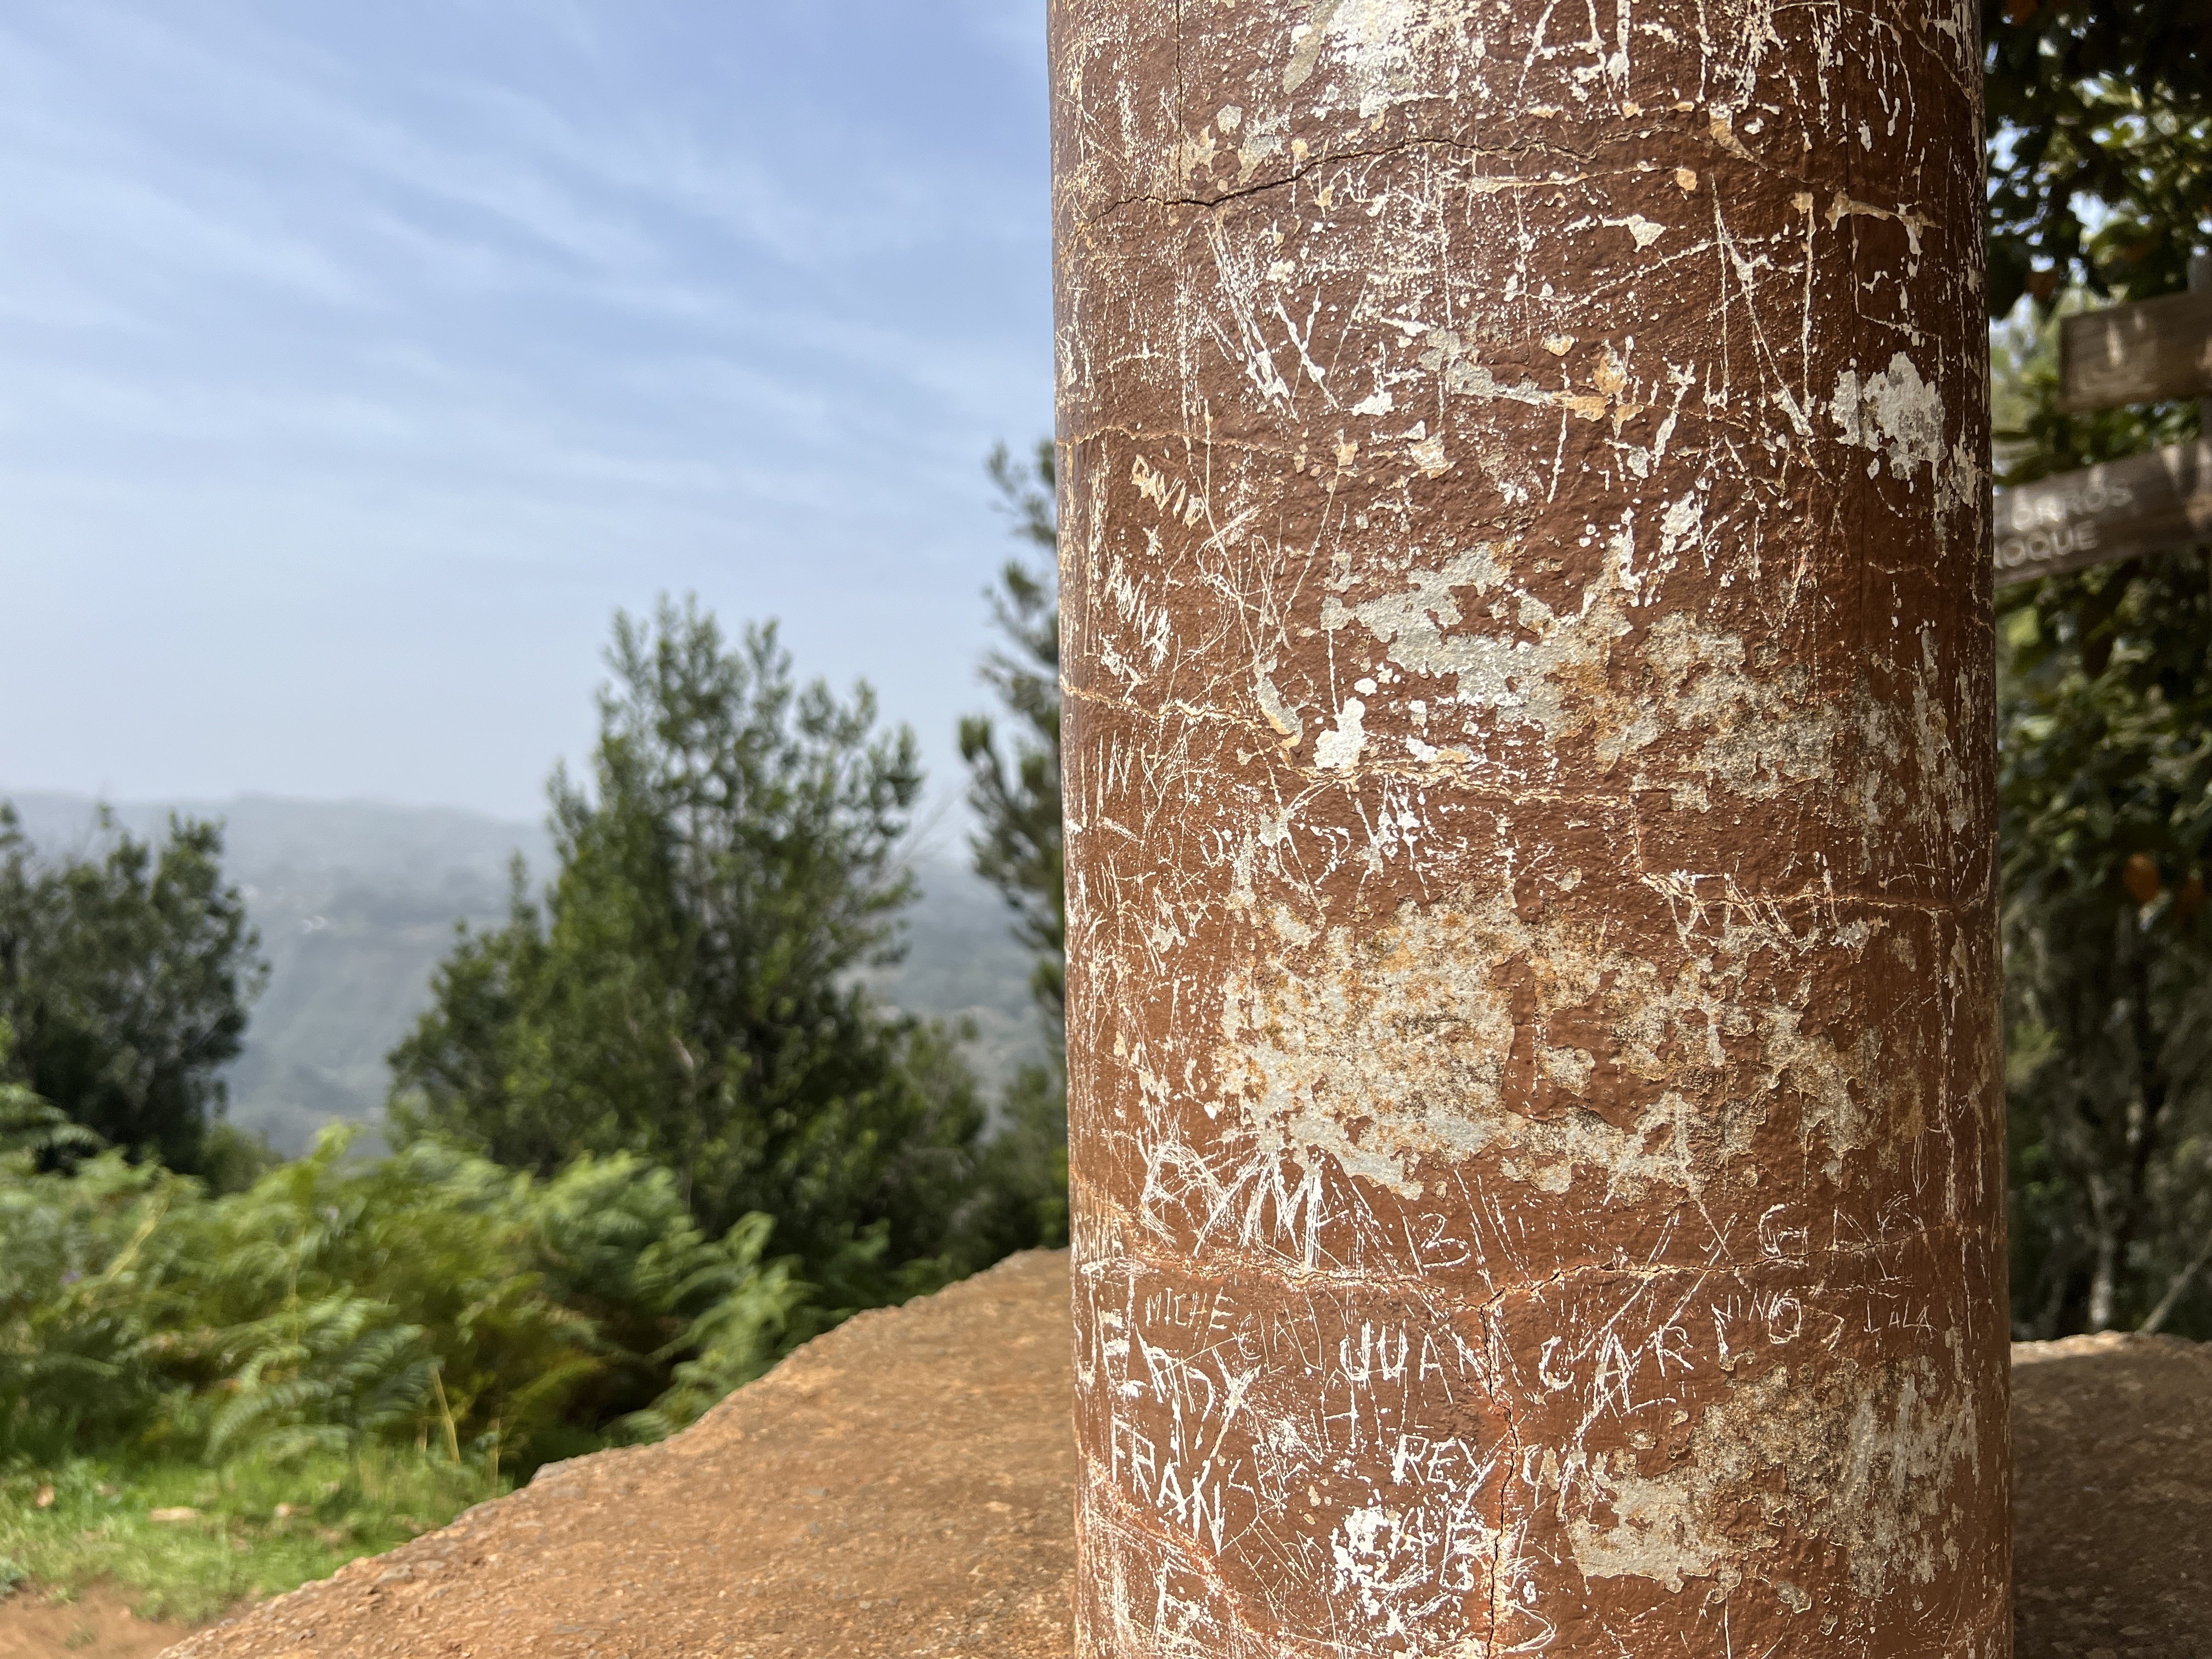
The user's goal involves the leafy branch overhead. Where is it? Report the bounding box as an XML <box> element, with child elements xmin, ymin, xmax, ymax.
<box><xmin>1984</xmin><ymin>0</ymin><xmax>2212</xmax><ymax>312</ymax></box>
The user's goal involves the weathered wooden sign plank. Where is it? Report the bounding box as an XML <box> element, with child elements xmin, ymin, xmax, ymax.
<box><xmin>1994</xmin><ymin>438</ymin><xmax>2212</xmax><ymax>585</ymax></box>
<box><xmin>2058</xmin><ymin>289</ymin><xmax>2212</xmax><ymax>412</ymax></box>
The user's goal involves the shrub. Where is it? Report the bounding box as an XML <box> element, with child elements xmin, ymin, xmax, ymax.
<box><xmin>0</xmin><ymin>1123</ymin><xmax>811</xmax><ymax>1476</ymax></box>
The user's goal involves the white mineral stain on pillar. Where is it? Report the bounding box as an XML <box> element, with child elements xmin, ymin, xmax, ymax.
<box><xmin>1311</xmin><ymin>698</ymin><xmax>1368</xmax><ymax>769</ymax></box>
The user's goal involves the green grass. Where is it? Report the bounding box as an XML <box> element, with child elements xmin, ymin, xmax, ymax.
<box><xmin>0</xmin><ymin>1452</ymin><xmax>508</xmax><ymax>1623</ymax></box>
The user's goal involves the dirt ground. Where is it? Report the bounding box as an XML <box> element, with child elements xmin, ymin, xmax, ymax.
<box><xmin>2012</xmin><ymin>1330</ymin><xmax>2212</xmax><ymax>1658</ymax></box>
<box><xmin>164</xmin><ymin>1249</ymin><xmax>1077</xmax><ymax>1659</ymax></box>
<box><xmin>0</xmin><ymin>1588</ymin><xmax>201</xmax><ymax>1659</ymax></box>
<box><xmin>56</xmin><ymin>1248</ymin><xmax>2198</xmax><ymax>1659</ymax></box>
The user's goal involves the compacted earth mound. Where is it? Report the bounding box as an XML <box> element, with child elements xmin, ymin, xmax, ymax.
<box><xmin>161</xmin><ymin>1250</ymin><xmax>2211</xmax><ymax>1659</ymax></box>
<box><xmin>167</xmin><ymin>1250</ymin><xmax>1076</xmax><ymax>1659</ymax></box>
<box><xmin>2012</xmin><ymin>1331</ymin><xmax>2212</xmax><ymax>1657</ymax></box>
<box><xmin>0</xmin><ymin>1588</ymin><xmax>199</xmax><ymax>1659</ymax></box>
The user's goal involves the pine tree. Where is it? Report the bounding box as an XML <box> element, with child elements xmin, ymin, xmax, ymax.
<box><xmin>0</xmin><ymin>807</ymin><xmax>265</xmax><ymax>1172</ymax></box>
<box><xmin>389</xmin><ymin>597</ymin><xmax>988</xmax><ymax>1300</ymax></box>
<box><xmin>959</xmin><ymin>442</ymin><xmax>1068</xmax><ymax>1251</ymax></box>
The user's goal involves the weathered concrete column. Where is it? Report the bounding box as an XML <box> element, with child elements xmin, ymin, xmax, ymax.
<box><xmin>1052</xmin><ymin>2</ymin><xmax>2007</xmax><ymax>1656</ymax></box>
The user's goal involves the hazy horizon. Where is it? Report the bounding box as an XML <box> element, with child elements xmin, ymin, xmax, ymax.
<box><xmin>2</xmin><ymin>785</ymin><xmax>1042</xmax><ymax>1154</ymax></box>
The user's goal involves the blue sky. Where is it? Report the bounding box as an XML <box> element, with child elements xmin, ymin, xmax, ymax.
<box><xmin>0</xmin><ymin>1</ymin><xmax>1052</xmax><ymax>828</ymax></box>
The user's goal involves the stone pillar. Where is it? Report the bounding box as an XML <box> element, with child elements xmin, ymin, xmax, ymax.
<box><xmin>1052</xmin><ymin>2</ymin><xmax>2008</xmax><ymax>1655</ymax></box>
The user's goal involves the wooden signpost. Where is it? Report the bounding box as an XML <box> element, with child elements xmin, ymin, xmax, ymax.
<box><xmin>1994</xmin><ymin>438</ymin><xmax>2212</xmax><ymax>585</ymax></box>
<box><xmin>1994</xmin><ymin>255</ymin><xmax>2212</xmax><ymax>585</ymax></box>
<box><xmin>2057</xmin><ymin>289</ymin><xmax>2212</xmax><ymax>414</ymax></box>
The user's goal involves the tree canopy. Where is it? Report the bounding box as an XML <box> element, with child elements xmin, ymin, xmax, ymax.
<box><xmin>0</xmin><ymin>807</ymin><xmax>265</xmax><ymax>1173</ymax></box>
<box><xmin>389</xmin><ymin>597</ymin><xmax>989</xmax><ymax>1300</ymax></box>
<box><xmin>1984</xmin><ymin>0</ymin><xmax>2212</xmax><ymax>313</ymax></box>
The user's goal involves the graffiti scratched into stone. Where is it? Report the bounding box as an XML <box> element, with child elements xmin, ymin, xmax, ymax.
<box><xmin>1051</xmin><ymin>1</ymin><xmax>2010</xmax><ymax>1655</ymax></box>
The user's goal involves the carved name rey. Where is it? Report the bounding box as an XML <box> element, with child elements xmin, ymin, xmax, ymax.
<box><xmin>1993</xmin><ymin>438</ymin><xmax>2212</xmax><ymax>585</ymax></box>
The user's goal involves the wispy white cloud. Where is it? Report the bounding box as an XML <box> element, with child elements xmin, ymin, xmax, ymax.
<box><xmin>0</xmin><ymin>0</ymin><xmax>1053</xmax><ymax>817</ymax></box>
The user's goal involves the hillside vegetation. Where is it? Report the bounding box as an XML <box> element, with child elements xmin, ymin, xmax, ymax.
<box><xmin>0</xmin><ymin>1088</ymin><xmax>808</xmax><ymax>1615</ymax></box>
<box><xmin>3</xmin><ymin>793</ymin><xmax>1041</xmax><ymax>1158</ymax></box>
<box><xmin>0</xmin><ymin>587</ymin><xmax>1070</xmax><ymax>1616</ymax></box>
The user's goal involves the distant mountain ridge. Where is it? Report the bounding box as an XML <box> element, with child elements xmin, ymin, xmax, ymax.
<box><xmin>3</xmin><ymin>792</ymin><xmax>1042</xmax><ymax>1155</ymax></box>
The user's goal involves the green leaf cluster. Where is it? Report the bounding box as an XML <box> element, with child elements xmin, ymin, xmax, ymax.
<box><xmin>1984</xmin><ymin>0</ymin><xmax>2212</xmax><ymax>313</ymax></box>
<box><xmin>0</xmin><ymin>810</ymin><xmax>266</xmax><ymax>1175</ymax></box>
<box><xmin>0</xmin><ymin>1092</ymin><xmax>809</xmax><ymax>1476</ymax></box>
<box><xmin>388</xmin><ymin>597</ymin><xmax>998</xmax><ymax>1302</ymax></box>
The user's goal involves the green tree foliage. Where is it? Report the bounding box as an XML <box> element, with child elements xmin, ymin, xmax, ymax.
<box><xmin>388</xmin><ymin>597</ymin><xmax>989</xmax><ymax>1299</ymax></box>
<box><xmin>1982</xmin><ymin>3</ymin><xmax>2212</xmax><ymax>1338</ymax></box>
<box><xmin>0</xmin><ymin>807</ymin><xmax>266</xmax><ymax>1173</ymax></box>
<box><xmin>2001</xmin><ymin>545</ymin><xmax>2212</xmax><ymax>1338</ymax></box>
<box><xmin>1995</xmin><ymin>302</ymin><xmax>2212</xmax><ymax>1338</ymax></box>
<box><xmin>1984</xmin><ymin>0</ymin><xmax>2212</xmax><ymax>313</ymax></box>
<box><xmin>961</xmin><ymin>442</ymin><xmax>1066</xmax><ymax>1032</ymax></box>
<box><xmin>960</xmin><ymin>443</ymin><xmax>1069</xmax><ymax>1252</ymax></box>
<box><xmin>0</xmin><ymin>1121</ymin><xmax>808</xmax><ymax>1474</ymax></box>
<box><xmin>0</xmin><ymin>1026</ymin><xmax>99</xmax><ymax>1165</ymax></box>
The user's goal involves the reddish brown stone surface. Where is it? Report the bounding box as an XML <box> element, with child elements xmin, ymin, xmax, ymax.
<box><xmin>143</xmin><ymin>1261</ymin><xmax>2207</xmax><ymax>1659</ymax></box>
<box><xmin>1049</xmin><ymin>2</ymin><xmax>2004</xmax><ymax>1655</ymax></box>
